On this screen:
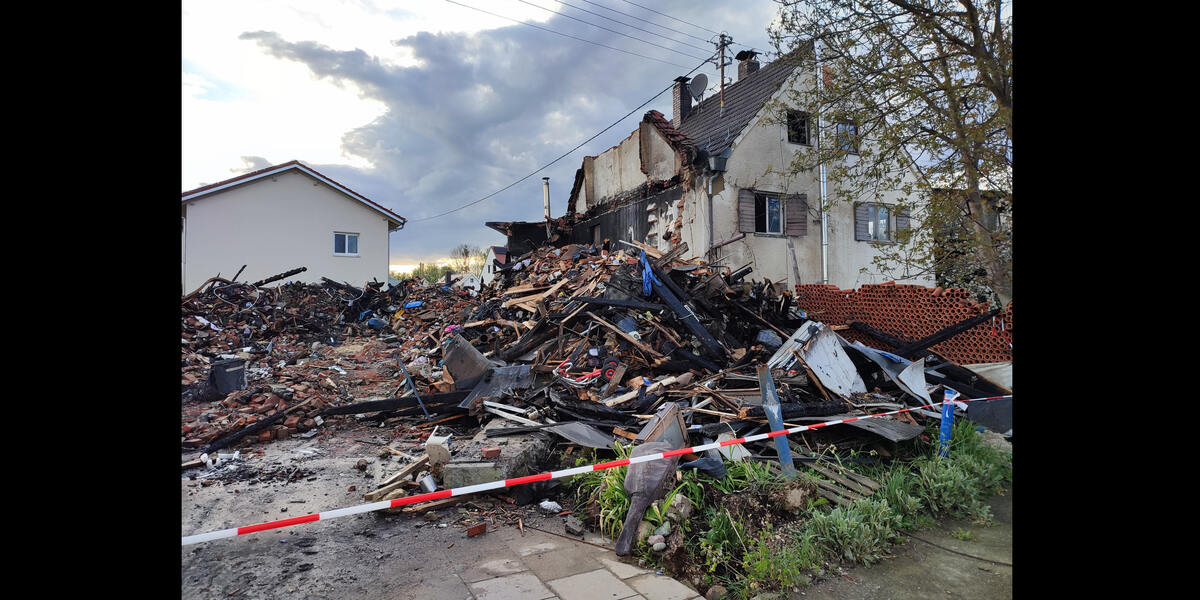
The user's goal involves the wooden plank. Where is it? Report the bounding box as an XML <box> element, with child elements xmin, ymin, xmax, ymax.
<box><xmin>612</xmin><ymin>427</ymin><xmax>639</xmax><ymax>441</ymax></box>
<box><xmin>838</xmin><ymin>468</ymin><xmax>882</xmax><ymax>492</ymax></box>
<box><xmin>807</xmin><ymin>462</ymin><xmax>873</xmax><ymax>497</ymax></box>
<box><xmin>365</xmin><ymin>454</ymin><xmax>430</xmax><ymax>501</ymax></box>
<box><xmin>813</xmin><ymin>477</ymin><xmax>865</xmax><ymax>502</ymax></box>
<box><xmin>585</xmin><ymin>311</ymin><xmax>664</xmax><ymax>358</ymax></box>
<box><xmin>816</xmin><ymin>487</ymin><xmax>853</xmax><ymax>507</ymax></box>
<box><xmin>400</xmin><ymin>495</ymin><xmax>466</xmax><ymax>514</ymax></box>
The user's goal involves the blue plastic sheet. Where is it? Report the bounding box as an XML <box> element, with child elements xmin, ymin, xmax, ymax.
<box><xmin>639</xmin><ymin>250</ymin><xmax>662</xmax><ymax>297</ymax></box>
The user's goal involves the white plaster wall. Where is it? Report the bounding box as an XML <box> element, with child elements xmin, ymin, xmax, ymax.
<box><xmin>182</xmin><ymin>170</ymin><xmax>392</xmax><ymax>292</ymax></box>
<box><xmin>706</xmin><ymin>71</ymin><xmax>934</xmax><ymax>289</ymax></box>
<box><xmin>591</xmin><ymin>131</ymin><xmax>647</xmax><ymax>203</ymax></box>
<box><xmin>641</xmin><ymin>123</ymin><xmax>678</xmax><ymax>182</ymax></box>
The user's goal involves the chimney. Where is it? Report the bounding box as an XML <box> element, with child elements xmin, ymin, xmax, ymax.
<box><xmin>736</xmin><ymin>50</ymin><xmax>759</xmax><ymax>81</ymax></box>
<box><xmin>672</xmin><ymin>76</ymin><xmax>692</xmax><ymax>128</ymax></box>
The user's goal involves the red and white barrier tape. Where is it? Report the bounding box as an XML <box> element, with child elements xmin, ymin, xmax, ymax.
<box><xmin>182</xmin><ymin>394</ymin><xmax>1011</xmax><ymax>545</ymax></box>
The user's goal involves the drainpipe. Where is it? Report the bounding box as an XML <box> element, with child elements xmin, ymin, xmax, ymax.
<box><xmin>706</xmin><ymin>173</ymin><xmax>718</xmax><ymax>261</ymax></box>
<box><xmin>816</xmin><ymin>39</ymin><xmax>829</xmax><ymax>284</ymax></box>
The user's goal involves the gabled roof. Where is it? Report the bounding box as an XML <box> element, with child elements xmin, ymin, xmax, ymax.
<box><xmin>181</xmin><ymin>160</ymin><xmax>407</xmax><ymax>229</ymax></box>
<box><xmin>677</xmin><ymin>51</ymin><xmax>805</xmax><ymax>157</ymax></box>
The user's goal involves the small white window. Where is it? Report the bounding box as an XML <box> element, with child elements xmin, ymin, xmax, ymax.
<box><xmin>334</xmin><ymin>232</ymin><xmax>359</xmax><ymax>256</ymax></box>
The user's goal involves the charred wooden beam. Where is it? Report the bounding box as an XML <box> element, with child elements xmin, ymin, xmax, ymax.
<box><xmin>894</xmin><ymin>308</ymin><xmax>1002</xmax><ymax>359</ymax></box>
<box><xmin>251</xmin><ymin>267</ymin><xmax>307</xmax><ymax>288</ymax></box>
<box><xmin>574</xmin><ymin>297</ymin><xmax>665</xmax><ymax>311</ymax></box>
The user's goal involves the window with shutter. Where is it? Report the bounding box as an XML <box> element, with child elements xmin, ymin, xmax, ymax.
<box><xmin>855</xmin><ymin>203</ymin><xmax>904</xmax><ymax>242</ymax></box>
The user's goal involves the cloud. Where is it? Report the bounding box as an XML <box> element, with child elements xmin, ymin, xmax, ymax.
<box><xmin>231</xmin><ymin>156</ymin><xmax>273</xmax><ymax>175</ymax></box>
<box><xmin>210</xmin><ymin>1</ymin><xmax>780</xmax><ymax>264</ymax></box>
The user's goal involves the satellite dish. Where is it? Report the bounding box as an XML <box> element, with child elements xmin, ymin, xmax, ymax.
<box><xmin>688</xmin><ymin>73</ymin><xmax>708</xmax><ymax>100</ymax></box>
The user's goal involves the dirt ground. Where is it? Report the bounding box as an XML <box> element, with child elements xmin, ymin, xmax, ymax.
<box><xmin>180</xmin><ymin>420</ymin><xmax>576</xmax><ymax>600</ymax></box>
<box><xmin>182</xmin><ymin>420</ymin><xmax>1011</xmax><ymax>600</ymax></box>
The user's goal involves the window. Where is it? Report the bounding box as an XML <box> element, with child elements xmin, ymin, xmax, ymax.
<box><xmin>836</xmin><ymin>121</ymin><xmax>858</xmax><ymax>153</ymax></box>
<box><xmin>786</xmin><ymin>110</ymin><xmax>810</xmax><ymax>145</ymax></box>
<box><xmin>755</xmin><ymin>194</ymin><xmax>783</xmax><ymax>234</ymax></box>
<box><xmin>855</xmin><ymin>203</ymin><xmax>908</xmax><ymax>242</ymax></box>
<box><xmin>334</xmin><ymin>232</ymin><xmax>359</xmax><ymax>256</ymax></box>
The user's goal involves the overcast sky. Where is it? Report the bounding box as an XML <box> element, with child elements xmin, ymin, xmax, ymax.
<box><xmin>182</xmin><ymin>0</ymin><xmax>782</xmax><ymax>271</ymax></box>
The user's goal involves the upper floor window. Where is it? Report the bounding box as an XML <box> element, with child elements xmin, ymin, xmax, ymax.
<box><xmin>786</xmin><ymin>110</ymin><xmax>810</xmax><ymax>145</ymax></box>
<box><xmin>334</xmin><ymin>232</ymin><xmax>359</xmax><ymax>256</ymax></box>
<box><xmin>836</xmin><ymin>121</ymin><xmax>859</xmax><ymax>153</ymax></box>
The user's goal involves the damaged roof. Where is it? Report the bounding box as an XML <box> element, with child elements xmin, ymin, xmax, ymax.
<box><xmin>677</xmin><ymin>51</ymin><xmax>805</xmax><ymax>157</ymax></box>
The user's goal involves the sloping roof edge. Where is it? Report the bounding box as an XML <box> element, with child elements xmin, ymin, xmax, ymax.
<box><xmin>181</xmin><ymin>160</ymin><xmax>407</xmax><ymax>228</ymax></box>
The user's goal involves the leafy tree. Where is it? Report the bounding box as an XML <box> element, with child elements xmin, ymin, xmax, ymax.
<box><xmin>768</xmin><ymin>0</ymin><xmax>1011</xmax><ymax>306</ymax></box>
<box><xmin>448</xmin><ymin>244</ymin><xmax>488</xmax><ymax>277</ymax></box>
<box><xmin>412</xmin><ymin>262</ymin><xmax>452</xmax><ymax>284</ymax></box>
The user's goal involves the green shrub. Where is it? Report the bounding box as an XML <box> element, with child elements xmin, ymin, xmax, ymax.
<box><xmin>806</xmin><ymin>498</ymin><xmax>902</xmax><ymax>565</ymax></box>
<box><xmin>739</xmin><ymin>526</ymin><xmax>819</xmax><ymax>595</ymax></box>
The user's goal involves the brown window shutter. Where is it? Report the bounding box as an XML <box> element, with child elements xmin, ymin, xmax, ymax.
<box><xmin>738</xmin><ymin>188</ymin><xmax>756</xmax><ymax>233</ymax></box>
<box><xmin>895</xmin><ymin>207</ymin><xmax>911</xmax><ymax>232</ymax></box>
<box><xmin>855</xmin><ymin>203</ymin><xmax>872</xmax><ymax>241</ymax></box>
<box><xmin>785</xmin><ymin>193</ymin><xmax>807</xmax><ymax>236</ymax></box>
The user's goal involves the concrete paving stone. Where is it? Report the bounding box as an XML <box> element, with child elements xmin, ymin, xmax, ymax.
<box><xmin>457</xmin><ymin>556</ymin><xmax>529</xmax><ymax>583</ymax></box>
<box><xmin>598</xmin><ymin>557</ymin><xmax>651</xmax><ymax>580</ymax></box>
<box><xmin>505</xmin><ymin>530</ymin><xmax>567</xmax><ymax>557</ymax></box>
<box><xmin>545</xmin><ymin>568</ymin><xmax>639</xmax><ymax>600</ymax></box>
<box><xmin>624</xmin><ymin>573</ymin><xmax>699</xmax><ymax>600</ymax></box>
<box><xmin>468</xmin><ymin>571</ymin><xmax>556</xmax><ymax>600</ymax></box>
<box><xmin>394</xmin><ymin>573</ymin><xmax>472</xmax><ymax>600</ymax></box>
<box><xmin>523</xmin><ymin>544</ymin><xmax>606</xmax><ymax>581</ymax></box>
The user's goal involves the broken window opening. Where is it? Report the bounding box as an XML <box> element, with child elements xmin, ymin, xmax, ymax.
<box><xmin>787</xmin><ymin>110</ymin><xmax>810</xmax><ymax>145</ymax></box>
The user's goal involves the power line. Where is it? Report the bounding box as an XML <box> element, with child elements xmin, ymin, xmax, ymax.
<box><xmin>410</xmin><ymin>54</ymin><xmax>715</xmax><ymax>223</ymax></box>
<box><xmin>614</xmin><ymin>0</ymin><xmax>721</xmax><ymax>36</ymax></box>
<box><xmin>513</xmin><ymin>0</ymin><xmax>709</xmax><ymax>61</ymax></box>
<box><xmin>573</xmin><ymin>0</ymin><xmax>714</xmax><ymax>45</ymax></box>
<box><xmin>552</xmin><ymin>0</ymin><xmax>713</xmax><ymax>52</ymax></box>
<box><xmin>444</xmin><ymin>0</ymin><xmax>690</xmax><ymax>68</ymax></box>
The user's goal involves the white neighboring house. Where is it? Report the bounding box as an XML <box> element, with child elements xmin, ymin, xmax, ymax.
<box><xmin>480</xmin><ymin>245</ymin><xmax>509</xmax><ymax>286</ymax></box>
<box><xmin>181</xmin><ymin>160</ymin><xmax>406</xmax><ymax>293</ymax></box>
<box><xmin>453</xmin><ymin>272</ymin><xmax>481</xmax><ymax>292</ymax></box>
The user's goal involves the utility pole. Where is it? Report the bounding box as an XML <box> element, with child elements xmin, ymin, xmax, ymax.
<box><xmin>542</xmin><ymin>177</ymin><xmax>552</xmax><ymax>239</ymax></box>
<box><xmin>718</xmin><ymin>33</ymin><xmax>728</xmax><ymax>117</ymax></box>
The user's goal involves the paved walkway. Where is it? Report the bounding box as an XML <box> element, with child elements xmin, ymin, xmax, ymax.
<box><xmin>424</xmin><ymin>526</ymin><xmax>702</xmax><ymax>600</ymax></box>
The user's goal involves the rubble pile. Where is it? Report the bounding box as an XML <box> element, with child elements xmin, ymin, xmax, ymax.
<box><xmin>182</xmin><ymin>240</ymin><xmax>1012</xmax><ymax>552</ymax></box>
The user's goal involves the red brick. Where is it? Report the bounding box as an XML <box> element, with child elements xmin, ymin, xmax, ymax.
<box><xmin>257</xmin><ymin>431</ymin><xmax>274</xmax><ymax>442</ymax></box>
<box><xmin>481</xmin><ymin>446</ymin><xmax>501</xmax><ymax>459</ymax></box>
<box><xmin>284</xmin><ymin>416</ymin><xmax>301</xmax><ymax>428</ymax></box>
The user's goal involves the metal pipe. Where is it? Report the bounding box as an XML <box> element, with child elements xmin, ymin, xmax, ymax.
<box><xmin>706</xmin><ymin>173</ymin><xmax>719</xmax><ymax>261</ymax></box>
<box><xmin>816</xmin><ymin>39</ymin><xmax>829</xmax><ymax>285</ymax></box>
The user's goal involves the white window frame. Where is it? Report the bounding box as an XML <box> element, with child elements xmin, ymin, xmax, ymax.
<box><xmin>334</xmin><ymin>232</ymin><xmax>360</xmax><ymax>257</ymax></box>
<box><xmin>865</xmin><ymin>204</ymin><xmax>893</xmax><ymax>242</ymax></box>
<box><xmin>755</xmin><ymin>193</ymin><xmax>784</xmax><ymax>235</ymax></box>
